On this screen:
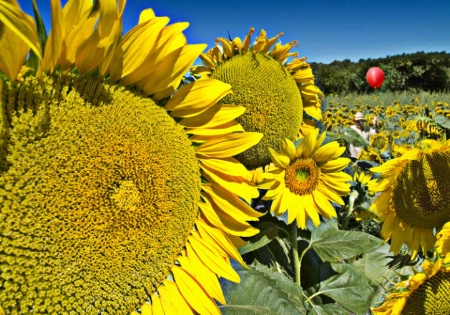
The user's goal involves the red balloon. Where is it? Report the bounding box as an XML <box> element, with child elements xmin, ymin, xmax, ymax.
<box><xmin>366</xmin><ymin>67</ymin><xmax>385</xmax><ymax>89</ymax></box>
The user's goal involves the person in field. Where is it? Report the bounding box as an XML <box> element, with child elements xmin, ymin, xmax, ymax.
<box><xmin>349</xmin><ymin>111</ymin><xmax>378</xmax><ymax>160</ymax></box>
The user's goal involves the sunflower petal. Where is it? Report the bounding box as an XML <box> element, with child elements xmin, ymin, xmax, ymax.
<box><xmin>196</xmin><ymin>132</ymin><xmax>263</xmax><ymax>158</ymax></box>
<box><xmin>185</xmin><ymin>241</ymin><xmax>227</xmax><ymax>305</ymax></box>
<box><xmin>180</xmin><ymin>104</ymin><xmax>246</xmax><ymax>128</ymax></box>
<box><xmin>200</xmin><ymin>157</ymin><xmax>250</xmax><ymax>179</ymax></box>
<box><xmin>320</xmin><ymin>157</ymin><xmax>350</xmax><ymax>172</ymax></box>
<box><xmin>166</xmin><ymin>79</ymin><xmax>231</xmax><ymax>117</ymax></box>
<box><xmin>141</xmin><ymin>302</ymin><xmax>153</xmax><ymax>315</ymax></box>
<box><xmin>200</xmin><ymin>165</ymin><xmax>259</xmax><ymax>203</ymax></box>
<box><xmin>41</xmin><ymin>0</ymin><xmax>67</xmax><ymax>72</ymax></box>
<box><xmin>172</xmin><ymin>266</ymin><xmax>221</xmax><ymax>315</ymax></box>
<box><xmin>202</xmin><ymin>183</ymin><xmax>263</xmax><ymax>221</ymax></box>
<box><xmin>159</xmin><ymin>280</ymin><xmax>194</xmax><ymax>315</ymax></box>
<box><xmin>0</xmin><ymin>0</ymin><xmax>41</xmax><ymax>80</ymax></box>
<box><xmin>196</xmin><ymin>219</ymin><xmax>247</xmax><ymax>267</ymax></box>
<box><xmin>268</xmin><ymin>147</ymin><xmax>291</xmax><ymax>169</ymax></box>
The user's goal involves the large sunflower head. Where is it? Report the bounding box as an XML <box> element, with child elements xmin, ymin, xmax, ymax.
<box><xmin>192</xmin><ymin>28</ymin><xmax>324</xmax><ymax>169</ymax></box>
<box><xmin>0</xmin><ymin>1</ymin><xmax>264</xmax><ymax>314</ymax></box>
<box><xmin>258</xmin><ymin>128</ymin><xmax>352</xmax><ymax>229</ymax></box>
<box><xmin>372</xmin><ymin>258</ymin><xmax>450</xmax><ymax>315</ymax></box>
<box><xmin>368</xmin><ymin>139</ymin><xmax>450</xmax><ymax>258</ymax></box>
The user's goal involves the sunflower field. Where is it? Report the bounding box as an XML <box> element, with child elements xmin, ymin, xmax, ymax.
<box><xmin>1</xmin><ymin>1</ymin><xmax>450</xmax><ymax>315</ymax></box>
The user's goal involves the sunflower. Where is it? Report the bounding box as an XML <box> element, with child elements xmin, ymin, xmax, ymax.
<box><xmin>436</xmin><ymin>222</ymin><xmax>450</xmax><ymax>265</ymax></box>
<box><xmin>191</xmin><ymin>28</ymin><xmax>324</xmax><ymax>169</ymax></box>
<box><xmin>368</xmin><ymin>139</ymin><xmax>450</xmax><ymax>258</ymax></box>
<box><xmin>258</xmin><ymin>128</ymin><xmax>352</xmax><ymax>228</ymax></box>
<box><xmin>370</xmin><ymin>131</ymin><xmax>390</xmax><ymax>152</ymax></box>
<box><xmin>357</xmin><ymin>147</ymin><xmax>383</xmax><ymax>164</ymax></box>
<box><xmin>0</xmin><ymin>2</ymin><xmax>264</xmax><ymax>314</ymax></box>
<box><xmin>371</xmin><ymin>258</ymin><xmax>450</xmax><ymax>315</ymax></box>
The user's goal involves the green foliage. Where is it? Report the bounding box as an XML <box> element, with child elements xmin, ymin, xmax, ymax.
<box><xmin>312</xmin><ymin>51</ymin><xmax>450</xmax><ymax>94</ymax></box>
<box><xmin>308</xmin><ymin>220</ymin><xmax>384</xmax><ymax>262</ymax></box>
<box><xmin>220</xmin><ymin>263</ymin><xmax>307</xmax><ymax>315</ymax></box>
<box><xmin>434</xmin><ymin>114</ymin><xmax>450</xmax><ymax>129</ymax></box>
<box><xmin>339</xmin><ymin>127</ymin><xmax>368</xmax><ymax>148</ymax></box>
<box><xmin>236</xmin><ymin>216</ymin><xmax>388</xmax><ymax>314</ymax></box>
<box><xmin>312</xmin><ymin>263</ymin><xmax>375</xmax><ymax>314</ymax></box>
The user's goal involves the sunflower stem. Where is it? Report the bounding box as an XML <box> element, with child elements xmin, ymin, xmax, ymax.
<box><xmin>290</xmin><ymin>221</ymin><xmax>301</xmax><ymax>286</ymax></box>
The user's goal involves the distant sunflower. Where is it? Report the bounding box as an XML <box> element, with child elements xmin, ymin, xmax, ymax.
<box><xmin>0</xmin><ymin>2</ymin><xmax>263</xmax><ymax>314</ymax></box>
<box><xmin>372</xmin><ymin>258</ymin><xmax>450</xmax><ymax>315</ymax></box>
<box><xmin>368</xmin><ymin>139</ymin><xmax>450</xmax><ymax>258</ymax></box>
<box><xmin>192</xmin><ymin>28</ymin><xmax>324</xmax><ymax>169</ymax></box>
<box><xmin>370</xmin><ymin>131</ymin><xmax>390</xmax><ymax>152</ymax></box>
<box><xmin>258</xmin><ymin>128</ymin><xmax>352</xmax><ymax>228</ymax></box>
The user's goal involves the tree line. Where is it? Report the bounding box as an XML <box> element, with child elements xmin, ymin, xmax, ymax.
<box><xmin>310</xmin><ymin>51</ymin><xmax>450</xmax><ymax>94</ymax></box>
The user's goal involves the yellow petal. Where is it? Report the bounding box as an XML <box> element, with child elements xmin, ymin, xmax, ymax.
<box><xmin>159</xmin><ymin>280</ymin><xmax>194</xmax><ymax>315</ymax></box>
<box><xmin>312</xmin><ymin>141</ymin><xmax>345</xmax><ymax>164</ymax></box>
<box><xmin>200</xmin><ymin>157</ymin><xmax>250</xmax><ymax>179</ymax></box>
<box><xmin>199</xmin><ymin>202</ymin><xmax>259</xmax><ymax>237</ymax></box>
<box><xmin>185</xmin><ymin>241</ymin><xmax>227</xmax><ymax>305</ymax></box>
<box><xmin>172</xmin><ymin>266</ymin><xmax>220</xmax><ymax>315</ymax></box>
<box><xmin>0</xmin><ymin>0</ymin><xmax>41</xmax><ymax>80</ymax></box>
<box><xmin>279</xmin><ymin>139</ymin><xmax>296</xmax><ymax>161</ymax></box>
<box><xmin>138</xmin><ymin>8</ymin><xmax>155</xmax><ymax>24</ymax></box>
<box><xmin>199</xmin><ymin>52</ymin><xmax>217</xmax><ymax>69</ymax></box>
<box><xmin>231</xmin><ymin>36</ymin><xmax>243</xmax><ymax>53</ymax></box>
<box><xmin>189</xmin><ymin>235</ymin><xmax>240</xmax><ymax>283</ymax></box>
<box><xmin>302</xmin><ymin>194</ymin><xmax>321</xmax><ymax>227</ymax></box>
<box><xmin>42</xmin><ymin>0</ymin><xmax>64</xmax><ymax>72</ymax></box>
<box><xmin>196</xmin><ymin>132</ymin><xmax>263</xmax><ymax>158</ymax></box>
<box><xmin>141</xmin><ymin>302</ymin><xmax>153</xmax><ymax>315</ymax></box>
<box><xmin>215</xmin><ymin>37</ymin><xmax>233</xmax><ymax>58</ymax></box>
<box><xmin>316</xmin><ymin>183</ymin><xmax>345</xmax><ymax>206</ymax></box>
<box><xmin>200</xmin><ymin>164</ymin><xmax>259</xmax><ymax>203</ymax></box>
<box><xmin>320</xmin><ymin>158</ymin><xmax>350</xmax><ymax>172</ymax></box>
<box><xmin>120</xmin><ymin>17</ymin><xmax>169</xmax><ymax>84</ymax></box>
<box><xmin>268</xmin><ymin>147</ymin><xmax>290</xmax><ymax>169</ymax></box>
<box><xmin>200</xmin><ymin>192</ymin><xmax>260</xmax><ymax>237</ymax></box>
<box><xmin>145</xmin><ymin>44</ymin><xmax>207</xmax><ymax>99</ymax></box>
<box><xmin>196</xmin><ymin>219</ymin><xmax>247</xmax><ymax>267</ymax></box>
<box><xmin>296</xmin><ymin>128</ymin><xmax>319</xmax><ymax>158</ymax></box>
<box><xmin>166</xmin><ymin>79</ymin><xmax>231</xmax><ymax>117</ymax></box>
<box><xmin>151</xmin><ymin>295</ymin><xmax>164</xmax><ymax>315</ymax></box>
<box><xmin>242</xmin><ymin>27</ymin><xmax>254</xmax><ymax>52</ymax></box>
<box><xmin>312</xmin><ymin>189</ymin><xmax>337</xmax><ymax>219</ymax></box>
<box><xmin>180</xmin><ymin>104</ymin><xmax>246</xmax><ymax>128</ymax></box>
<box><xmin>202</xmin><ymin>183</ymin><xmax>263</xmax><ymax>221</ymax></box>
<box><xmin>186</xmin><ymin>121</ymin><xmax>244</xmax><ymax>137</ymax></box>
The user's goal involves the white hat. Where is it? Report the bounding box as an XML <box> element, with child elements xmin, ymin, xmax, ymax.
<box><xmin>354</xmin><ymin>112</ymin><xmax>365</xmax><ymax>121</ymax></box>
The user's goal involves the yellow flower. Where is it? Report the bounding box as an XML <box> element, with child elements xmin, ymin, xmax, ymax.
<box><xmin>372</xmin><ymin>259</ymin><xmax>450</xmax><ymax>315</ymax></box>
<box><xmin>436</xmin><ymin>222</ymin><xmax>450</xmax><ymax>257</ymax></box>
<box><xmin>0</xmin><ymin>2</ymin><xmax>264</xmax><ymax>314</ymax></box>
<box><xmin>0</xmin><ymin>0</ymin><xmax>41</xmax><ymax>80</ymax></box>
<box><xmin>258</xmin><ymin>128</ymin><xmax>352</xmax><ymax>228</ymax></box>
<box><xmin>192</xmin><ymin>28</ymin><xmax>324</xmax><ymax>169</ymax></box>
<box><xmin>368</xmin><ymin>139</ymin><xmax>450</xmax><ymax>258</ymax></box>
<box><xmin>370</xmin><ymin>131</ymin><xmax>390</xmax><ymax>152</ymax></box>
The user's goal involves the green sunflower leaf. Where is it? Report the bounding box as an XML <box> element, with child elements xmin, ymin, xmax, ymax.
<box><xmin>341</xmin><ymin>127</ymin><xmax>368</xmax><ymax>148</ymax></box>
<box><xmin>352</xmin><ymin>243</ymin><xmax>393</xmax><ymax>286</ymax></box>
<box><xmin>308</xmin><ymin>303</ymin><xmax>349</xmax><ymax>315</ymax></box>
<box><xmin>239</xmin><ymin>221</ymin><xmax>279</xmax><ymax>255</ymax></box>
<box><xmin>434</xmin><ymin>115</ymin><xmax>450</xmax><ymax>129</ymax></box>
<box><xmin>313</xmin><ymin>263</ymin><xmax>375</xmax><ymax>314</ymax></box>
<box><xmin>220</xmin><ymin>263</ymin><xmax>307</xmax><ymax>315</ymax></box>
<box><xmin>310</xmin><ymin>226</ymin><xmax>383</xmax><ymax>262</ymax></box>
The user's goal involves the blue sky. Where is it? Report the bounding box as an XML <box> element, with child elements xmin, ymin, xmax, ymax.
<box><xmin>19</xmin><ymin>0</ymin><xmax>450</xmax><ymax>64</ymax></box>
